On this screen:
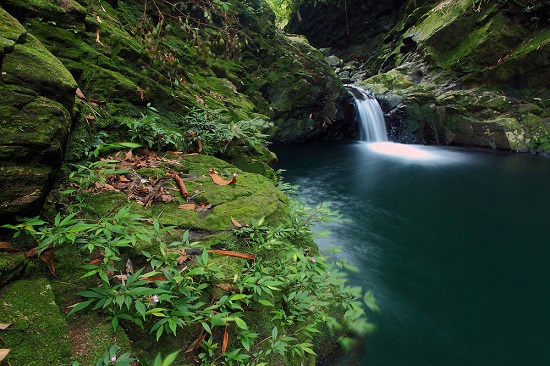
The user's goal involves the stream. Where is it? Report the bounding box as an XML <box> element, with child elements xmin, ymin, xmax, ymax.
<box><xmin>272</xmin><ymin>140</ymin><xmax>550</xmax><ymax>365</ymax></box>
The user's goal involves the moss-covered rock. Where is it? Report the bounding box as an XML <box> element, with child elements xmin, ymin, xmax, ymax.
<box><xmin>0</xmin><ymin>253</ymin><xmax>28</xmax><ymax>288</ymax></box>
<box><xmin>87</xmin><ymin>154</ymin><xmax>288</xmax><ymax>240</ymax></box>
<box><xmin>0</xmin><ymin>277</ymin><xmax>72</xmax><ymax>365</ymax></box>
<box><xmin>0</xmin><ymin>7</ymin><xmax>76</xmax><ymax>219</ymax></box>
<box><xmin>287</xmin><ymin>0</ymin><xmax>550</xmax><ymax>152</ymax></box>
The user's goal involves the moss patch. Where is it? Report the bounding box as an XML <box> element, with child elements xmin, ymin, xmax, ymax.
<box><xmin>0</xmin><ymin>277</ymin><xmax>72</xmax><ymax>365</ymax></box>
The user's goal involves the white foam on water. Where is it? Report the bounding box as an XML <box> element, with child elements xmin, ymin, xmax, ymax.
<box><xmin>364</xmin><ymin>142</ymin><xmax>468</xmax><ymax>165</ymax></box>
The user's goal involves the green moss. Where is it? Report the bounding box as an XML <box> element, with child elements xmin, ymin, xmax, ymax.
<box><xmin>0</xmin><ymin>253</ymin><xmax>28</xmax><ymax>288</ymax></box>
<box><xmin>137</xmin><ymin>167</ymin><xmax>167</xmax><ymax>179</ymax></box>
<box><xmin>0</xmin><ymin>277</ymin><xmax>72</xmax><ymax>365</ymax></box>
<box><xmin>0</xmin><ymin>96</ymin><xmax>71</xmax><ymax>148</ymax></box>
<box><xmin>1</xmin><ymin>34</ymin><xmax>76</xmax><ymax>110</ymax></box>
<box><xmin>0</xmin><ymin>6</ymin><xmax>26</xmax><ymax>50</ymax></box>
<box><xmin>359</xmin><ymin>69</ymin><xmax>416</xmax><ymax>93</ymax></box>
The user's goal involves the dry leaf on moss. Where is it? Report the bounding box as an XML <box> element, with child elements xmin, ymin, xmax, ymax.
<box><xmin>195</xmin><ymin>203</ymin><xmax>212</xmax><ymax>212</ymax></box>
<box><xmin>0</xmin><ymin>242</ymin><xmax>16</xmax><ymax>252</ymax></box>
<box><xmin>40</xmin><ymin>248</ymin><xmax>56</xmax><ymax>275</ymax></box>
<box><xmin>0</xmin><ymin>349</ymin><xmax>10</xmax><ymax>361</ymax></box>
<box><xmin>230</xmin><ymin>217</ymin><xmax>242</xmax><ymax>228</ymax></box>
<box><xmin>178</xmin><ymin>203</ymin><xmax>197</xmax><ymax>211</ymax></box>
<box><xmin>209</xmin><ymin>169</ymin><xmax>237</xmax><ymax>186</ymax></box>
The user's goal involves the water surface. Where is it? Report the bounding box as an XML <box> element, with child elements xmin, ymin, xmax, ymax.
<box><xmin>273</xmin><ymin>141</ymin><xmax>550</xmax><ymax>366</ymax></box>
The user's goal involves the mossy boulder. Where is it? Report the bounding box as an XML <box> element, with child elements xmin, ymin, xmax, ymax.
<box><xmin>87</xmin><ymin>154</ymin><xmax>289</xmax><ymax>247</ymax></box>
<box><xmin>0</xmin><ymin>277</ymin><xmax>72</xmax><ymax>365</ymax></box>
<box><xmin>0</xmin><ymin>7</ymin><xmax>76</xmax><ymax>219</ymax></box>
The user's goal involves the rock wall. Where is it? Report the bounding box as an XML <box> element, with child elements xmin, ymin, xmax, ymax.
<box><xmin>287</xmin><ymin>0</ymin><xmax>550</xmax><ymax>152</ymax></box>
<box><xmin>0</xmin><ymin>7</ymin><xmax>76</xmax><ymax>219</ymax></box>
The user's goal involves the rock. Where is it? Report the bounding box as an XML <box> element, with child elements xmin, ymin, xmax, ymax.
<box><xmin>338</xmin><ymin>71</ymin><xmax>350</xmax><ymax>79</ymax></box>
<box><xmin>319</xmin><ymin>47</ymin><xmax>332</xmax><ymax>56</ymax></box>
<box><xmin>0</xmin><ymin>277</ymin><xmax>72</xmax><ymax>364</ymax></box>
<box><xmin>286</xmin><ymin>0</ymin><xmax>550</xmax><ymax>152</ymax></box>
<box><xmin>326</xmin><ymin>55</ymin><xmax>343</xmax><ymax>67</ymax></box>
<box><xmin>0</xmin><ymin>253</ymin><xmax>28</xmax><ymax>288</ymax></box>
<box><xmin>0</xmin><ymin>7</ymin><xmax>76</xmax><ymax>220</ymax></box>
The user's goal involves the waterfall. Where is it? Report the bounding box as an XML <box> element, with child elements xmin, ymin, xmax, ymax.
<box><xmin>346</xmin><ymin>86</ymin><xmax>464</xmax><ymax>164</ymax></box>
<box><xmin>347</xmin><ymin>86</ymin><xmax>388</xmax><ymax>142</ymax></box>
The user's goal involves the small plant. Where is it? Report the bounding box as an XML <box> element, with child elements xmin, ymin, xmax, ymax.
<box><xmin>122</xmin><ymin>113</ymin><xmax>185</xmax><ymax>152</ymax></box>
<box><xmin>183</xmin><ymin>108</ymin><xmax>271</xmax><ymax>155</ymax></box>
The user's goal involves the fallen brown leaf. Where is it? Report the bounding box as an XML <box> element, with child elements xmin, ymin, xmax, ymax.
<box><xmin>216</xmin><ymin>283</ymin><xmax>239</xmax><ymax>292</ymax></box>
<box><xmin>209</xmin><ymin>169</ymin><xmax>237</xmax><ymax>186</ymax></box>
<box><xmin>208</xmin><ymin>250</ymin><xmax>256</xmax><ymax>261</ymax></box>
<box><xmin>95</xmin><ymin>28</ymin><xmax>102</xmax><ymax>44</ymax></box>
<box><xmin>186</xmin><ymin>331</ymin><xmax>205</xmax><ymax>354</ymax></box>
<box><xmin>178</xmin><ymin>203</ymin><xmax>197</xmax><ymax>211</ymax></box>
<box><xmin>0</xmin><ymin>242</ymin><xmax>16</xmax><ymax>252</ymax></box>
<box><xmin>231</xmin><ymin>217</ymin><xmax>242</xmax><ymax>228</ymax></box>
<box><xmin>40</xmin><ymin>248</ymin><xmax>56</xmax><ymax>275</ymax></box>
<box><xmin>173</xmin><ymin>173</ymin><xmax>189</xmax><ymax>198</ymax></box>
<box><xmin>76</xmin><ymin>88</ymin><xmax>86</xmax><ymax>100</ymax></box>
<box><xmin>136</xmin><ymin>86</ymin><xmax>144</xmax><ymax>101</ymax></box>
<box><xmin>0</xmin><ymin>349</ymin><xmax>10</xmax><ymax>361</ymax></box>
<box><xmin>25</xmin><ymin>247</ymin><xmax>39</xmax><ymax>258</ymax></box>
<box><xmin>195</xmin><ymin>203</ymin><xmax>212</xmax><ymax>212</ymax></box>
<box><xmin>126</xmin><ymin>258</ymin><xmax>134</xmax><ymax>274</ymax></box>
<box><xmin>222</xmin><ymin>325</ymin><xmax>229</xmax><ymax>353</ymax></box>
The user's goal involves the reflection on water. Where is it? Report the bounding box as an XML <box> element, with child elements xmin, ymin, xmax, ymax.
<box><xmin>364</xmin><ymin>142</ymin><xmax>468</xmax><ymax>164</ymax></box>
<box><xmin>273</xmin><ymin>141</ymin><xmax>550</xmax><ymax>366</ymax></box>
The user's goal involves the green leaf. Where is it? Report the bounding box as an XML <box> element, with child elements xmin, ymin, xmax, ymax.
<box><xmin>229</xmin><ymin>294</ymin><xmax>247</xmax><ymax>302</ymax></box>
<box><xmin>271</xmin><ymin>326</ymin><xmax>278</xmax><ymax>340</ymax></box>
<box><xmin>363</xmin><ymin>291</ymin><xmax>380</xmax><ymax>313</ymax></box>
<box><xmin>68</xmin><ymin>300</ymin><xmax>94</xmax><ymax>315</ymax></box>
<box><xmin>201</xmin><ymin>322</ymin><xmax>212</xmax><ymax>334</ymax></box>
<box><xmin>135</xmin><ymin>301</ymin><xmax>146</xmax><ymax>319</ymax></box>
<box><xmin>111</xmin><ymin>315</ymin><xmax>119</xmax><ymax>331</ymax></box>
<box><xmin>234</xmin><ymin>317</ymin><xmax>248</xmax><ymax>330</ymax></box>
<box><xmin>162</xmin><ymin>351</ymin><xmax>180</xmax><ymax>366</ymax></box>
<box><xmin>117</xmin><ymin>141</ymin><xmax>144</xmax><ymax>148</ymax></box>
<box><xmin>76</xmin><ymin>290</ymin><xmax>102</xmax><ymax>298</ymax></box>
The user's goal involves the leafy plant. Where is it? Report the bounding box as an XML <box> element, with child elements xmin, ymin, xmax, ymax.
<box><xmin>122</xmin><ymin>113</ymin><xmax>185</xmax><ymax>152</ymax></box>
<box><xmin>183</xmin><ymin>108</ymin><xmax>271</xmax><ymax>155</ymax></box>
<box><xmin>3</xmin><ymin>150</ymin><xmax>375</xmax><ymax>365</ymax></box>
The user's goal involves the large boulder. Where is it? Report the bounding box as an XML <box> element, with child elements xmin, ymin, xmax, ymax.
<box><xmin>0</xmin><ymin>7</ymin><xmax>76</xmax><ymax>220</ymax></box>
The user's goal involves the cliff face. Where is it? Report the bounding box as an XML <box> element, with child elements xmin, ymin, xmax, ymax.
<box><xmin>287</xmin><ymin>0</ymin><xmax>550</xmax><ymax>152</ymax></box>
<box><xmin>0</xmin><ymin>0</ymin><xmax>346</xmax><ymax>218</ymax></box>
<box><xmin>0</xmin><ymin>7</ymin><xmax>76</xmax><ymax>220</ymax></box>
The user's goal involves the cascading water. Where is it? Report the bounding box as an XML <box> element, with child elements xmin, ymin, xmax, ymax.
<box><xmin>347</xmin><ymin>86</ymin><xmax>388</xmax><ymax>142</ymax></box>
<box><xmin>346</xmin><ymin>85</ymin><xmax>465</xmax><ymax>164</ymax></box>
